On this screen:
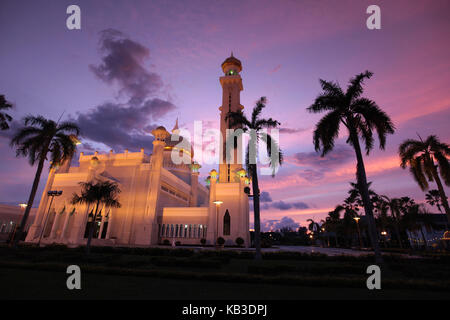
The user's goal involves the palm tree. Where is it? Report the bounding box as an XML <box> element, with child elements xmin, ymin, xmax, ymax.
<box><xmin>226</xmin><ymin>97</ymin><xmax>283</xmax><ymax>260</ymax></box>
<box><xmin>346</xmin><ymin>181</ymin><xmax>378</xmax><ymax>209</ymax></box>
<box><xmin>425</xmin><ymin>189</ymin><xmax>444</xmax><ymax>213</ymax></box>
<box><xmin>399</xmin><ymin>135</ymin><xmax>450</xmax><ymax>224</ymax></box>
<box><xmin>402</xmin><ymin>203</ymin><xmax>429</xmax><ymax>249</ymax></box>
<box><xmin>10</xmin><ymin>115</ymin><xmax>80</xmax><ymax>247</ymax></box>
<box><xmin>307</xmin><ymin>71</ymin><xmax>395</xmax><ymax>264</ymax></box>
<box><xmin>380</xmin><ymin>196</ymin><xmax>403</xmax><ymax>248</ymax></box>
<box><xmin>72</xmin><ymin>180</ymin><xmax>121</xmax><ymax>254</ymax></box>
<box><xmin>307</xmin><ymin>218</ymin><xmax>321</xmax><ymax>242</ymax></box>
<box><xmin>325</xmin><ymin>207</ymin><xmax>342</xmax><ymax>246</ymax></box>
<box><xmin>0</xmin><ymin>95</ymin><xmax>13</xmax><ymax>130</ymax></box>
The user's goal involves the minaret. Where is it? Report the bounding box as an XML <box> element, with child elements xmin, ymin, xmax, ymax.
<box><xmin>219</xmin><ymin>53</ymin><xmax>244</xmax><ymax>183</ymax></box>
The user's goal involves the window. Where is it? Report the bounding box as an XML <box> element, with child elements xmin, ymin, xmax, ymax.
<box><xmin>175</xmin><ymin>224</ymin><xmax>179</xmax><ymax>237</ymax></box>
<box><xmin>84</xmin><ymin>212</ymin><xmax>94</xmax><ymax>238</ymax></box>
<box><xmin>223</xmin><ymin>210</ymin><xmax>230</xmax><ymax>235</ymax></box>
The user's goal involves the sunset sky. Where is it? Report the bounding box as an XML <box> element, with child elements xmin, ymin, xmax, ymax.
<box><xmin>0</xmin><ymin>0</ymin><xmax>449</xmax><ymax>229</ymax></box>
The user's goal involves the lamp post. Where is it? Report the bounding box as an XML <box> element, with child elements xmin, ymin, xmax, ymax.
<box><xmin>213</xmin><ymin>200</ymin><xmax>223</xmax><ymax>245</ymax></box>
<box><xmin>354</xmin><ymin>216</ymin><xmax>363</xmax><ymax>250</ymax></box>
<box><xmin>37</xmin><ymin>190</ymin><xmax>63</xmax><ymax>246</ymax></box>
<box><xmin>9</xmin><ymin>204</ymin><xmax>28</xmax><ymax>245</ymax></box>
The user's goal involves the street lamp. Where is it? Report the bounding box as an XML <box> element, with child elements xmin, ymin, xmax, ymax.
<box><xmin>213</xmin><ymin>200</ymin><xmax>223</xmax><ymax>245</ymax></box>
<box><xmin>9</xmin><ymin>204</ymin><xmax>28</xmax><ymax>245</ymax></box>
<box><xmin>37</xmin><ymin>190</ymin><xmax>63</xmax><ymax>246</ymax></box>
<box><xmin>354</xmin><ymin>216</ymin><xmax>363</xmax><ymax>250</ymax></box>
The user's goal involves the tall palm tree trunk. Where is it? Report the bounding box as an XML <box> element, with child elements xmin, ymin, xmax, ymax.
<box><xmin>394</xmin><ymin>221</ymin><xmax>403</xmax><ymax>249</ymax></box>
<box><xmin>250</xmin><ymin>163</ymin><xmax>262</xmax><ymax>261</ymax></box>
<box><xmin>350</xmin><ymin>131</ymin><xmax>383</xmax><ymax>264</ymax></box>
<box><xmin>13</xmin><ymin>155</ymin><xmax>46</xmax><ymax>248</ymax></box>
<box><xmin>86</xmin><ymin>201</ymin><xmax>100</xmax><ymax>255</ymax></box>
<box><xmin>431</xmin><ymin>168</ymin><xmax>450</xmax><ymax>224</ymax></box>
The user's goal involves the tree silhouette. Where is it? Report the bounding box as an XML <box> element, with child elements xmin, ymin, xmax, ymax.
<box><xmin>72</xmin><ymin>180</ymin><xmax>121</xmax><ymax>254</ymax></box>
<box><xmin>0</xmin><ymin>95</ymin><xmax>13</xmax><ymax>130</ymax></box>
<box><xmin>399</xmin><ymin>135</ymin><xmax>450</xmax><ymax>223</ymax></box>
<box><xmin>307</xmin><ymin>71</ymin><xmax>395</xmax><ymax>264</ymax></box>
<box><xmin>10</xmin><ymin>115</ymin><xmax>80</xmax><ymax>247</ymax></box>
<box><xmin>226</xmin><ymin>97</ymin><xmax>283</xmax><ymax>260</ymax></box>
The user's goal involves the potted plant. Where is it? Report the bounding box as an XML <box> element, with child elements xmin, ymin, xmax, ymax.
<box><xmin>216</xmin><ymin>237</ymin><xmax>225</xmax><ymax>248</ymax></box>
<box><xmin>235</xmin><ymin>237</ymin><xmax>244</xmax><ymax>247</ymax></box>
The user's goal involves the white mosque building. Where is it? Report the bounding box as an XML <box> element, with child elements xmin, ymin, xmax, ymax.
<box><xmin>25</xmin><ymin>55</ymin><xmax>251</xmax><ymax>247</ymax></box>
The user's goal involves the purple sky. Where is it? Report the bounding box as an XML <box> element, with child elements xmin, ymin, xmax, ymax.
<box><xmin>0</xmin><ymin>0</ymin><xmax>449</xmax><ymax>228</ymax></box>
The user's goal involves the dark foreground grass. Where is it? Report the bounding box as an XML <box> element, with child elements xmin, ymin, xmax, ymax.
<box><xmin>1</xmin><ymin>268</ymin><xmax>449</xmax><ymax>300</ymax></box>
<box><xmin>1</xmin><ymin>245</ymin><xmax>449</xmax><ymax>299</ymax></box>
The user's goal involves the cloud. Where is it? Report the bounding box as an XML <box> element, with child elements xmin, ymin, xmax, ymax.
<box><xmin>260</xmin><ymin>191</ymin><xmax>272</xmax><ymax>202</ymax></box>
<box><xmin>288</xmin><ymin>145</ymin><xmax>353</xmax><ymax>168</ymax></box>
<box><xmin>71</xmin><ymin>99</ymin><xmax>174</xmax><ymax>152</ymax></box>
<box><xmin>269</xmin><ymin>64</ymin><xmax>281</xmax><ymax>74</ymax></box>
<box><xmin>284</xmin><ymin>144</ymin><xmax>354</xmax><ymax>182</ymax></box>
<box><xmin>260</xmin><ymin>200</ymin><xmax>309</xmax><ymax>211</ymax></box>
<box><xmin>71</xmin><ymin>29</ymin><xmax>176</xmax><ymax>152</ymax></box>
<box><xmin>89</xmin><ymin>29</ymin><xmax>163</xmax><ymax>104</ymax></box>
<box><xmin>261</xmin><ymin>216</ymin><xmax>300</xmax><ymax>231</ymax></box>
<box><xmin>279</xmin><ymin>127</ymin><xmax>308</xmax><ymax>134</ymax></box>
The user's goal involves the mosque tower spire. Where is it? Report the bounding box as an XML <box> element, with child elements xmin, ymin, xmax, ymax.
<box><xmin>218</xmin><ymin>53</ymin><xmax>244</xmax><ymax>183</ymax></box>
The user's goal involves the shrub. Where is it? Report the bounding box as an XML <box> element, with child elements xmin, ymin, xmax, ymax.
<box><xmin>261</xmin><ymin>239</ymin><xmax>272</xmax><ymax>248</ymax></box>
<box><xmin>235</xmin><ymin>237</ymin><xmax>244</xmax><ymax>247</ymax></box>
<box><xmin>200</xmin><ymin>238</ymin><xmax>207</xmax><ymax>245</ymax></box>
<box><xmin>175</xmin><ymin>241</ymin><xmax>181</xmax><ymax>246</ymax></box>
<box><xmin>217</xmin><ymin>237</ymin><xmax>225</xmax><ymax>246</ymax></box>
<box><xmin>162</xmin><ymin>239</ymin><xmax>170</xmax><ymax>246</ymax></box>
<box><xmin>149</xmin><ymin>256</ymin><xmax>222</xmax><ymax>269</ymax></box>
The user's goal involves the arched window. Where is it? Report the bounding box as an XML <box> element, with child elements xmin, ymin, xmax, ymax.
<box><xmin>175</xmin><ymin>224</ymin><xmax>179</xmax><ymax>237</ymax></box>
<box><xmin>161</xmin><ymin>224</ymin><xmax>165</xmax><ymax>237</ymax></box>
<box><xmin>223</xmin><ymin>210</ymin><xmax>230</xmax><ymax>235</ymax></box>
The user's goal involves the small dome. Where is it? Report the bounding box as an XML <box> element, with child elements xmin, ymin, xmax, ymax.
<box><xmin>164</xmin><ymin>133</ymin><xmax>194</xmax><ymax>158</ymax></box>
<box><xmin>221</xmin><ymin>53</ymin><xmax>242</xmax><ymax>73</ymax></box>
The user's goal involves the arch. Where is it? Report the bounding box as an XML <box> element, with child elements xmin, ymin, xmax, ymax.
<box><xmin>223</xmin><ymin>210</ymin><xmax>230</xmax><ymax>235</ymax></box>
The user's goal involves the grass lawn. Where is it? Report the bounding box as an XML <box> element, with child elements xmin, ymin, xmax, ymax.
<box><xmin>1</xmin><ymin>245</ymin><xmax>449</xmax><ymax>300</ymax></box>
<box><xmin>1</xmin><ymin>268</ymin><xmax>449</xmax><ymax>300</ymax></box>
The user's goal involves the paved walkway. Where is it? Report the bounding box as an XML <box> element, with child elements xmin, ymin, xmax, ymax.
<box><xmin>170</xmin><ymin>245</ymin><xmax>373</xmax><ymax>256</ymax></box>
<box><xmin>264</xmin><ymin>245</ymin><xmax>372</xmax><ymax>256</ymax></box>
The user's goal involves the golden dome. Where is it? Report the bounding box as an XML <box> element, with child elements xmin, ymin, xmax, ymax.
<box><xmin>221</xmin><ymin>53</ymin><xmax>242</xmax><ymax>73</ymax></box>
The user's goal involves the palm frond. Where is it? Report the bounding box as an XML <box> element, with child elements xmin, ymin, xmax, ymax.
<box><xmin>259</xmin><ymin>132</ymin><xmax>283</xmax><ymax>177</ymax></box>
<box><xmin>352</xmin><ymin>98</ymin><xmax>395</xmax><ymax>151</ymax></box>
<box><xmin>251</xmin><ymin>97</ymin><xmax>267</xmax><ymax>126</ymax></box>
<box><xmin>226</xmin><ymin>111</ymin><xmax>251</xmax><ymax>129</ymax></box>
<box><xmin>345</xmin><ymin>70</ymin><xmax>373</xmax><ymax>101</ymax></box>
<box><xmin>434</xmin><ymin>151</ymin><xmax>450</xmax><ymax>186</ymax></box>
<box><xmin>312</xmin><ymin>109</ymin><xmax>342</xmax><ymax>156</ymax></box>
